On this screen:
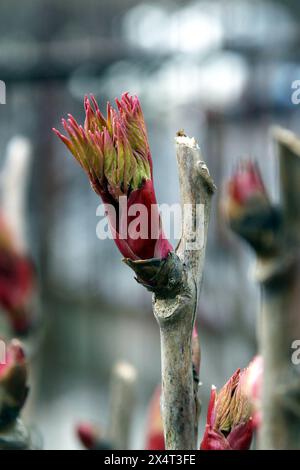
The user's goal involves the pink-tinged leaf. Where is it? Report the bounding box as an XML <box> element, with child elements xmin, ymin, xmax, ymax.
<box><xmin>227</xmin><ymin>420</ymin><xmax>254</xmax><ymax>450</ymax></box>
<box><xmin>200</xmin><ymin>426</ymin><xmax>231</xmax><ymax>450</ymax></box>
<box><xmin>207</xmin><ymin>386</ymin><xmax>217</xmax><ymax>427</ymax></box>
<box><xmin>52</xmin><ymin>128</ymin><xmax>74</xmax><ymax>153</ymax></box>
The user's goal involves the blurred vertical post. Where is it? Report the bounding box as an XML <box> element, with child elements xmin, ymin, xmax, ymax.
<box><xmin>107</xmin><ymin>361</ymin><xmax>137</xmax><ymax>450</ymax></box>
<box><xmin>0</xmin><ymin>136</ymin><xmax>41</xmax><ymax>427</ymax></box>
<box><xmin>1</xmin><ymin>136</ymin><xmax>32</xmax><ymax>253</ymax></box>
<box><xmin>258</xmin><ymin>128</ymin><xmax>300</xmax><ymax>449</ymax></box>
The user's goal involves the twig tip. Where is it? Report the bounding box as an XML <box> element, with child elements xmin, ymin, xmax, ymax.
<box><xmin>175</xmin><ymin>133</ymin><xmax>199</xmax><ymax>150</ymax></box>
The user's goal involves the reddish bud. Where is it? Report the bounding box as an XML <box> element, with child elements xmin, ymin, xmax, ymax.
<box><xmin>0</xmin><ymin>339</ymin><xmax>28</xmax><ymax>428</ymax></box>
<box><xmin>223</xmin><ymin>161</ymin><xmax>268</xmax><ymax>222</ymax></box>
<box><xmin>54</xmin><ymin>93</ymin><xmax>172</xmax><ymax>261</ymax></box>
<box><xmin>200</xmin><ymin>369</ymin><xmax>254</xmax><ymax>450</ymax></box>
<box><xmin>223</xmin><ymin>161</ymin><xmax>280</xmax><ymax>257</ymax></box>
<box><xmin>77</xmin><ymin>423</ymin><xmax>101</xmax><ymax>450</ymax></box>
<box><xmin>228</xmin><ymin>162</ymin><xmax>267</xmax><ymax>207</ymax></box>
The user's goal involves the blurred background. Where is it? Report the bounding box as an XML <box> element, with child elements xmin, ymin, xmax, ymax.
<box><xmin>0</xmin><ymin>0</ymin><xmax>300</xmax><ymax>450</ymax></box>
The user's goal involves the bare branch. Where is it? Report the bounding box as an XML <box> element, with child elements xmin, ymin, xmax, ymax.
<box><xmin>153</xmin><ymin>134</ymin><xmax>215</xmax><ymax>450</ymax></box>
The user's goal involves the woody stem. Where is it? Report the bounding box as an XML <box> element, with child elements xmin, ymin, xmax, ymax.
<box><xmin>153</xmin><ymin>135</ymin><xmax>215</xmax><ymax>450</ymax></box>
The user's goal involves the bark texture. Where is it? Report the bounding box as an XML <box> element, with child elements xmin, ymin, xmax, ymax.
<box><xmin>153</xmin><ymin>135</ymin><xmax>215</xmax><ymax>450</ymax></box>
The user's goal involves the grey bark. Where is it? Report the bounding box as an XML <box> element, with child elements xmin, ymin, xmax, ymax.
<box><xmin>153</xmin><ymin>135</ymin><xmax>215</xmax><ymax>450</ymax></box>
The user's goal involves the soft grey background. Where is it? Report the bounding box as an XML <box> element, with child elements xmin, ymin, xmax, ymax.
<box><xmin>0</xmin><ymin>0</ymin><xmax>300</xmax><ymax>450</ymax></box>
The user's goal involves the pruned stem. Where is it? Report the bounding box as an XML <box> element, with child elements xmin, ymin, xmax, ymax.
<box><xmin>153</xmin><ymin>134</ymin><xmax>215</xmax><ymax>450</ymax></box>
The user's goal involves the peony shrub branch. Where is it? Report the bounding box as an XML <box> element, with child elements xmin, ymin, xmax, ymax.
<box><xmin>54</xmin><ymin>93</ymin><xmax>215</xmax><ymax>450</ymax></box>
